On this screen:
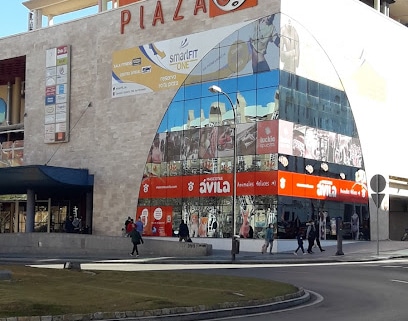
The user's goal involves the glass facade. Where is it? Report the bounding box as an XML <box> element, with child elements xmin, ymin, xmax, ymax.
<box><xmin>136</xmin><ymin>14</ymin><xmax>369</xmax><ymax>241</ymax></box>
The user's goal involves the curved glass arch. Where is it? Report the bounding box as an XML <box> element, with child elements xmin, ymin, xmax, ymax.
<box><xmin>137</xmin><ymin>13</ymin><xmax>367</xmax><ymax>240</ymax></box>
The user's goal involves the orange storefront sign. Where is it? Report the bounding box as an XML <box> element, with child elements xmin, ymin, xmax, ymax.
<box><xmin>209</xmin><ymin>0</ymin><xmax>258</xmax><ymax>17</ymax></box>
<box><xmin>139</xmin><ymin>170</ymin><xmax>368</xmax><ymax>204</ymax></box>
<box><xmin>139</xmin><ymin>171</ymin><xmax>278</xmax><ymax>199</ymax></box>
<box><xmin>278</xmin><ymin>171</ymin><xmax>368</xmax><ymax>203</ymax></box>
<box><xmin>118</xmin><ymin>0</ymin><xmax>142</xmax><ymax>6</ymax></box>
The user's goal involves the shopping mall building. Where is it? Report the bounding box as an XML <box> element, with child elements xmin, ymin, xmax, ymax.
<box><xmin>1</xmin><ymin>0</ymin><xmax>408</xmax><ymax>247</ymax></box>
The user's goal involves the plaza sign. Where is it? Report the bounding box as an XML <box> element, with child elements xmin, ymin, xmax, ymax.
<box><xmin>120</xmin><ymin>0</ymin><xmax>258</xmax><ymax>34</ymax></box>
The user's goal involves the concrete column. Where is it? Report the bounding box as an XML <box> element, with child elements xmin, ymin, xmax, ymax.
<box><xmin>48</xmin><ymin>15</ymin><xmax>54</xmax><ymax>26</ymax></box>
<box><xmin>382</xmin><ymin>2</ymin><xmax>390</xmax><ymax>16</ymax></box>
<box><xmin>26</xmin><ymin>189</ymin><xmax>35</xmax><ymax>233</ymax></box>
<box><xmin>33</xmin><ymin>9</ymin><xmax>42</xmax><ymax>29</ymax></box>
<box><xmin>102</xmin><ymin>0</ymin><xmax>108</xmax><ymax>11</ymax></box>
<box><xmin>6</xmin><ymin>82</ymin><xmax>11</xmax><ymax>124</ymax></box>
<box><xmin>11</xmin><ymin>77</ymin><xmax>21</xmax><ymax>125</ymax></box>
<box><xmin>28</xmin><ymin>11</ymin><xmax>34</xmax><ymax>31</ymax></box>
<box><xmin>13</xmin><ymin>201</ymin><xmax>19</xmax><ymax>233</ymax></box>
<box><xmin>374</xmin><ymin>0</ymin><xmax>380</xmax><ymax>11</ymax></box>
<box><xmin>47</xmin><ymin>198</ymin><xmax>51</xmax><ymax>233</ymax></box>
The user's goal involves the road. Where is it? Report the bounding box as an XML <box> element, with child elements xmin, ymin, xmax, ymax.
<box><xmin>13</xmin><ymin>254</ymin><xmax>408</xmax><ymax>320</ymax></box>
<box><xmin>191</xmin><ymin>259</ymin><xmax>408</xmax><ymax>321</ymax></box>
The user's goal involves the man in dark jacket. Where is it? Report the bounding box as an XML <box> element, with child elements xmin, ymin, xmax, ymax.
<box><xmin>306</xmin><ymin>220</ymin><xmax>316</xmax><ymax>254</ymax></box>
<box><xmin>179</xmin><ymin>220</ymin><xmax>190</xmax><ymax>242</ymax></box>
<box><xmin>129</xmin><ymin>227</ymin><xmax>144</xmax><ymax>257</ymax></box>
<box><xmin>314</xmin><ymin>219</ymin><xmax>325</xmax><ymax>252</ymax></box>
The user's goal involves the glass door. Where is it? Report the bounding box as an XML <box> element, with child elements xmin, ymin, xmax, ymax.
<box><xmin>34</xmin><ymin>202</ymin><xmax>49</xmax><ymax>232</ymax></box>
<box><xmin>50</xmin><ymin>204</ymin><xmax>68</xmax><ymax>232</ymax></box>
<box><xmin>0</xmin><ymin>202</ymin><xmax>13</xmax><ymax>233</ymax></box>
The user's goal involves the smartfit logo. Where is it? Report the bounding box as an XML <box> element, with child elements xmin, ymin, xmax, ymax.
<box><xmin>209</xmin><ymin>0</ymin><xmax>258</xmax><ymax>17</ymax></box>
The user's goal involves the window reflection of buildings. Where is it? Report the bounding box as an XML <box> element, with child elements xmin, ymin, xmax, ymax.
<box><xmin>139</xmin><ymin>68</ymin><xmax>365</xmax><ymax>240</ymax></box>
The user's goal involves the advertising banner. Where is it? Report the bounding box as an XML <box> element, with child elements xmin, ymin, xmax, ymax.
<box><xmin>139</xmin><ymin>168</ymin><xmax>367</xmax><ymax>203</ymax></box>
<box><xmin>136</xmin><ymin>206</ymin><xmax>173</xmax><ymax>236</ymax></box>
<box><xmin>278</xmin><ymin>171</ymin><xmax>368</xmax><ymax>203</ymax></box>
<box><xmin>139</xmin><ymin>171</ymin><xmax>278</xmax><ymax>199</ymax></box>
<box><xmin>256</xmin><ymin>120</ymin><xmax>279</xmax><ymax>154</ymax></box>
<box><xmin>112</xmin><ymin>21</ymin><xmax>257</xmax><ymax>97</ymax></box>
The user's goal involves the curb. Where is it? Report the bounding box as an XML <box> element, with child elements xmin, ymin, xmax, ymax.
<box><xmin>138</xmin><ymin>253</ymin><xmax>408</xmax><ymax>265</ymax></box>
<box><xmin>0</xmin><ymin>289</ymin><xmax>309</xmax><ymax>321</ymax></box>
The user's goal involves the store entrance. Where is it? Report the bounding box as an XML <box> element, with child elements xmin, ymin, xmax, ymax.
<box><xmin>50</xmin><ymin>202</ymin><xmax>69</xmax><ymax>232</ymax></box>
<box><xmin>28</xmin><ymin>200</ymin><xmax>87</xmax><ymax>233</ymax></box>
<box><xmin>33</xmin><ymin>201</ymin><xmax>50</xmax><ymax>232</ymax></box>
<box><xmin>0</xmin><ymin>198</ymin><xmax>89</xmax><ymax>233</ymax></box>
<box><xmin>0</xmin><ymin>201</ymin><xmax>25</xmax><ymax>233</ymax></box>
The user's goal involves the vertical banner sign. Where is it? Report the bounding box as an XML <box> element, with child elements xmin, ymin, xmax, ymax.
<box><xmin>44</xmin><ymin>45</ymin><xmax>71</xmax><ymax>143</ymax></box>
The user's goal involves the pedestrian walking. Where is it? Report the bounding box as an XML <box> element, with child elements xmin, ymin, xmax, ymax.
<box><xmin>314</xmin><ymin>219</ymin><xmax>325</xmax><ymax>252</ymax></box>
<box><xmin>262</xmin><ymin>223</ymin><xmax>274</xmax><ymax>254</ymax></box>
<box><xmin>129</xmin><ymin>226</ymin><xmax>144</xmax><ymax>257</ymax></box>
<box><xmin>124</xmin><ymin>216</ymin><xmax>131</xmax><ymax>231</ymax></box>
<box><xmin>178</xmin><ymin>219</ymin><xmax>190</xmax><ymax>242</ymax></box>
<box><xmin>126</xmin><ymin>218</ymin><xmax>135</xmax><ymax>237</ymax></box>
<box><xmin>135</xmin><ymin>217</ymin><xmax>144</xmax><ymax>235</ymax></box>
<box><xmin>294</xmin><ymin>230</ymin><xmax>306</xmax><ymax>255</ymax></box>
<box><xmin>306</xmin><ymin>220</ymin><xmax>316</xmax><ymax>254</ymax></box>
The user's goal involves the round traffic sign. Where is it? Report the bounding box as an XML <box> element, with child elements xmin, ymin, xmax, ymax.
<box><xmin>370</xmin><ymin>174</ymin><xmax>386</xmax><ymax>193</ymax></box>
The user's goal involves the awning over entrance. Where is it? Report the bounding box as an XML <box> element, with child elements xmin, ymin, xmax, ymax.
<box><xmin>0</xmin><ymin>165</ymin><xmax>94</xmax><ymax>195</ymax></box>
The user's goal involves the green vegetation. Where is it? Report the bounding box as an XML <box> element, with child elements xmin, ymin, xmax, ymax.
<box><xmin>0</xmin><ymin>265</ymin><xmax>298</xmax><ymax>317</ymax></box>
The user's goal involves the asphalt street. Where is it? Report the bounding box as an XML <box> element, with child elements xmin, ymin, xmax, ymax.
<box><xmin>1</xmin><ymin>240</ymin><xmax>408</xmax><ymax>321</ymax></box>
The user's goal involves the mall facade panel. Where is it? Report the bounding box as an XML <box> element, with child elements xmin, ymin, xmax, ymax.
<box><xmin>0</xmin><ymin>0</ymin><xmax>407</xmax><ymax>242</ymax></box>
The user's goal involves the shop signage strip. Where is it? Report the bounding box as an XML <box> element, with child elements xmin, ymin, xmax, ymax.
<box><xmin>139</xmin><ymin>170</ymin><xmax>368</xmax><ymax>203</ymax></box>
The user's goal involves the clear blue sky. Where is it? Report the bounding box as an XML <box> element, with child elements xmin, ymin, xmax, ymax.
<box><xmin>0</xmin><ymin>2</ymin><xmax>100</xmax><ymax>38</ymax></box>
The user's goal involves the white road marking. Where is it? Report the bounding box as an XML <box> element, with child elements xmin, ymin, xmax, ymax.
<box><xmin>27</xmin><ymin>258</ymin><xmax>408</xmax><ymax>271</ymax></box>
<box><xmin>391</xmin><ymin>279</ymin><xmax>408</xmax><ymax>284</ymax></box>
<box><xmin>383</xmin><ymin>265</ymin><xmax>403</xmax><ymax>268</ymax></box>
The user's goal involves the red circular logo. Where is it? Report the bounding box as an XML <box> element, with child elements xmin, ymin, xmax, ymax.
<box><xmin>212</xmin><ymin>0</ymin><xmax>247</xmax><ymax>12</ymax></box>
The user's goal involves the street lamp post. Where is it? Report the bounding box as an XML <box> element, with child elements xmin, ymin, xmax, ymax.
<box><xmin>208</xmin><ymin>85</ymin><xmax>238</xmax><ymax>260</ymax></box>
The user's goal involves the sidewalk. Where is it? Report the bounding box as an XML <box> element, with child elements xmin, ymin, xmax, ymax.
<box><xmin>137</xmin><ymin>240</ymin><xmax>408</xmax><ymax>265</ymax></box>
<box><xmin>1</xmin><ymin>240</ymin><xmax>407</xmax><ymax>265</ymax></box>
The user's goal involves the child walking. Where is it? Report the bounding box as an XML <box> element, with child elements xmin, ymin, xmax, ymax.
<box><xmin>262</xmin><ymin>223</ymin><xmax>274</xmax><ymax>254</ymax></box>
<box><xmin>294</xmin><ymin>230</ymin><xmax>306</xmax><ymax>255</ymax></box>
